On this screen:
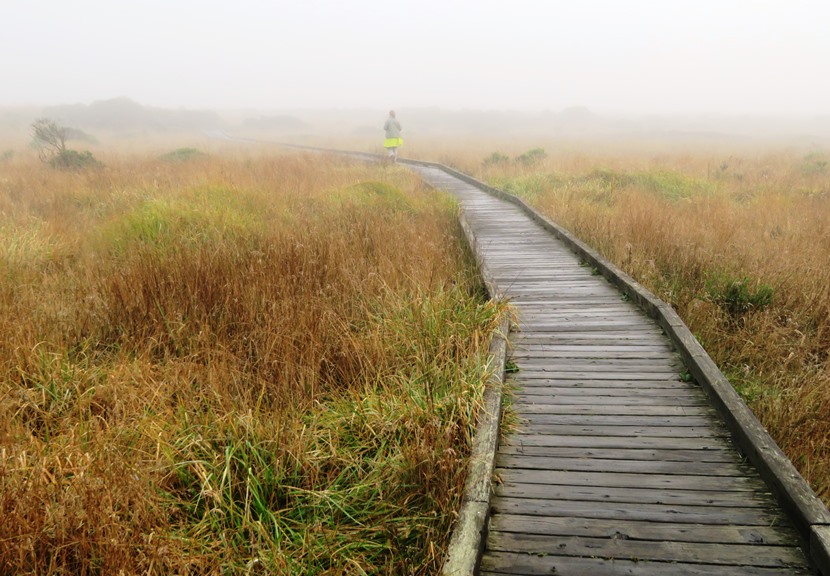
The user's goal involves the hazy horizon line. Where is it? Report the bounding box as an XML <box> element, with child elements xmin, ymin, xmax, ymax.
<box><xmin>1</xmin><ymin>97</ymin><xmax>828</xmax><ymax>120</ymax></box>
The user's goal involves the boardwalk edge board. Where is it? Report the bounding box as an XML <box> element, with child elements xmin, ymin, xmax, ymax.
<box><xmin>400</xmin><ymin>157</ymin><xmax>830</xmax><ymax>574</ymax></box>
<box><xmin>815</xmin><ymin>526</ymin><xmax>830</xmax><ymax>576</ymax></box>
<box><xmin>440</xmin><ymin>317</ymin><xmax>509</xmax><ymax>576</ymax></box>
<box><xmin>440</xmin><ymin>209</ymin><xmax>510</xmax><ymax>576</ymax></box>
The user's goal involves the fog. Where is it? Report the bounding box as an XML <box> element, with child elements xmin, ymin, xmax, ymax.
<box><xmin>2</xmin><ymin>0</ymin><xmax>829</xmax><ymax>140</ymax></box>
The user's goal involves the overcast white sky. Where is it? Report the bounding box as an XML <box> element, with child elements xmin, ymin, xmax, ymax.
<box><xmin>2</xmin><ymin>0</ymin><xmax>828</xmax><ymax>116</ymax></box>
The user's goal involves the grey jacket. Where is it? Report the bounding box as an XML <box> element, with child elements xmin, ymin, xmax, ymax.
<box><xmin>384</xmin><ymin>117</ymin><xmax>402</xmax><ymax>138</ymax></box>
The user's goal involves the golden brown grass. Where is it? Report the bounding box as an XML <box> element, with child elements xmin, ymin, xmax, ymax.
<box><xmin>0</xmin><ymin>148</ymin><xmax>503</xmax><ymax>574</ymax></box>
<box><xmin>461</xmin><ymin>143</ymin><xmax>830</xmax><ymax>504</ymax></box>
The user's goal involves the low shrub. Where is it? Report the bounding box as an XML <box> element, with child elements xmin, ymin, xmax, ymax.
<box><xmin>515</xmin><ymin>147</ymin><xmax>547</xmax><ymax>165</ymax></box>
<box><xmin>706</xmin><ymin>274</ymin><xmax>775</xmax><ymax>320</ymax></box>
<box><xmin>159</xmin><ymin>147</ymin><xmax>208</xmax><ymax>162</ymax></box>
<box><xmin>482</xmin><ymin>151</ymin><xmax>510</xmax><ymax>166</ymax></box>
<box><xmin>48</xmin><ymin>149</ymin><xmax>101</xmax><ymax>170</ymax></box>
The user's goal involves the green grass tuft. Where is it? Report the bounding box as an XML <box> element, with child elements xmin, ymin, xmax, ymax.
<box><xmin>159</xmin><ymin>147</ymin><xmax>208</xmax><ymax>162</ymax></box>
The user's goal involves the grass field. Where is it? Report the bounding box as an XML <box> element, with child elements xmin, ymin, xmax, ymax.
<box><xmin>0</xmin><ymin>147</ymin><xmax>505</xmax><ymax>574</ymax></box>
<box><xmin>2</xmin><ymin>132</ymin><xmax>828</xmax><ymax>573</ymax></box>
<box><xmin>452</xmin><ymin>142</ymin><xmax>830</xmax><ymax>505</ymax></box>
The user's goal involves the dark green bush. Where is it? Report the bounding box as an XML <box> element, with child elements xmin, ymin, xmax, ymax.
<box><xmin>482</xmin><ymin>151</ymin><xmax>510</xmax><ymax>166</ymax></box>
<box><xmin>706</xmin><ymin>275</ymin><xmax>774</xmax><ymax>319</ymax></box>
<box><xmin>48</xmin><ymin>149</ymin><xmax>102</xmax><ymax>170</ymax></box>
<box><xmin>516</xmin><ymin>147</ymin><xmax>547</xmax><ymax>165</ymax></box>
<box><xmin>159</xmin><ymin>147</ymin><xmax>208</xmax><ymax>162</ymax></box>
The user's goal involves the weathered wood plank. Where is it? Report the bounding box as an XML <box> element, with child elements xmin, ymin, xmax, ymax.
<box><xmin>495</xmin><ymin>454</ymin><xmax>749</xmax><ymax>476</ymax></box>
<box><xmin>501</xmin><ymin>279</ymin><xmax>618</xmax><ymax>286</ymax></box>
<box><xmin>512</xmin><ymin>386</ymin><xmax>702</xmax><ymax>398</ymax></box>
<box><xmin>508</xmin><ymin>424</ymin><xmax>727</xmax><ymax>441</ymax></box>
<box><xmin>492</xmin><ymin>482</ymin><xmax>770</xmax><ymax>507</ymax></box>
<box><xmin>479</xmin><ymin>257</ymin><xmax>588</xmax><ymax>263</ymax></box>
<box><xmin>516</xmin><ymin>396</ymin><xmax>707</xmax><ymax>408</ymax></box>
<box><xmin>515</xmin><ymin>310</ymin><xmax>651</xmax><ymax>319</ymax></box>
<box><xmin>487</xmin><ymin>270</ymin><xmax>596</xmax><ymax>279</ymax></box>
<box><xmin>510</xmin><ymin>413</ymin><xmax>717</xmax><ymax>426</ymax></box>
<box><xmin>486</xmin><ymin>532</ymin><xmax>808</xmax><ymax>568</ymax></box>
<box><xmin>509</xmin><ymin>293</ymin><xmax>625</xmax><ymax>302</ymax></box>
<box><xmin>514</xmin><ymin>321</ymin><xmax>655</xmax><ymax>330</ymax></box>
<box><xmin>512</xmin><ymin>343</ymin><xmax>675</xmax><ymax>352</ymax></box>
<box><xmin>512</xmin><ymin>404</ymin><xmax>718</xmax><ymax>416</ymax></box>
<box><xmin>489</xmin><ymin>514</ymin><xmax>799</xmax><ymax>544</ymax></box>
<box><xmin>507</xmin><ymin>378</ymin><xmax>692</xmax><ymax>389</ymax></box>
<box><xmin>508</xmin><ymin>295</ymin><xmax>630</xmax><ymax>304</ymax></box>
<box><xmin>515</xmin><ymin>317</ymin><xmax>653</xmax><ymax>327</ymax></box>
<box><xmin>514</xmin><ymin>370</ymin><xmax>685</xmax><ymax>380</ymax></box>
<box><xmin>511</xmin><ymin>350</ymin><xmax>679</xmax><ymax>360</ymax></box>
<box><xmin>511</xmin><ymin>395</ymin><xmax>707</xmax><ymax>407</ymax></box>
<box><xmin>510</xmin><ymin>324</ymin><xmax>659</xmax><ymax>332</ymax></box>
<box><xmin>501</xmin><ymin>434</ymin><xmax>733</xmax><ymax>451</ymax></box>
<box><xmin>512</xmin><ymin>359</ymin><xmax>686</xmax><ymax>371</ymax></box>
<box><xmin>510</xmin><ymin>331</ymin><xmax>665</xmax><ymax>347</ymax></box>
<box><xmin>480</xmin><ymin>551</ymin><xmax>813</xmax><ymax>576</ymax></box>
<box><xmin>514</xmin><ymin>353</ymin><xmax>681</xmax><ymax>363</ymax></box>
<box><xmin>506</xmin><ymin>424</ymin><xmax>726</xmax><ymax>438</ymax></box>
<box><xmin>494</xmin><ymin>469</ymin><xmax>765</xmax><ymax>491</ymax></box>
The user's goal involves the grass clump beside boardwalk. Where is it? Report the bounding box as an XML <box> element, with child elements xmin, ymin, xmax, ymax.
<box><xmin>476</xmin><ymin>147</ymin><xmax>830</xmax><ymax>506</ymax></box>
<box><xmin>0</xmin><ymin>150</ymin><xmax>504</xmax><ymax>574</ymax></box>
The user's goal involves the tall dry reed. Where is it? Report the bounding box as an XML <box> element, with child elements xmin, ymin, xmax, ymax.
<box><xmin>0</xmin><ymin>149</ymin><xmax>503</xmax><ymax>574</ymax></box>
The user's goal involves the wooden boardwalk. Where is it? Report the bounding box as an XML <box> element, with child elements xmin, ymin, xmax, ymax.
<box><xmin>411</xmin><ymin>165</ymin><xmax>815</xmax><ymax>576</ymax></box>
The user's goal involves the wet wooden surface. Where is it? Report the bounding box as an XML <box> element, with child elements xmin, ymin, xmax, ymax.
<box><xmin>413</xmin><ymin>166</ymin><xmax>813</xmax><ymax>575</ymax></box>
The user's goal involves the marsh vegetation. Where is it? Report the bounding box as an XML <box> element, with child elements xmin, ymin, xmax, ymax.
<box><xmin>0</xmin><ymin>148</ymin><xmax>503</xmax><ymax>574</ymax></box>
<box><xmin>2</xmin><ymin>130</ymin><xmax>829</xmax><ymax>573</ymax></box>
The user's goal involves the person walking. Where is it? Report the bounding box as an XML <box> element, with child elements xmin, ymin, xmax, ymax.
<box><xmin>383</xmin><ymin>110</ymin><xmax>403</xmax><ymax>162</ymax></box>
